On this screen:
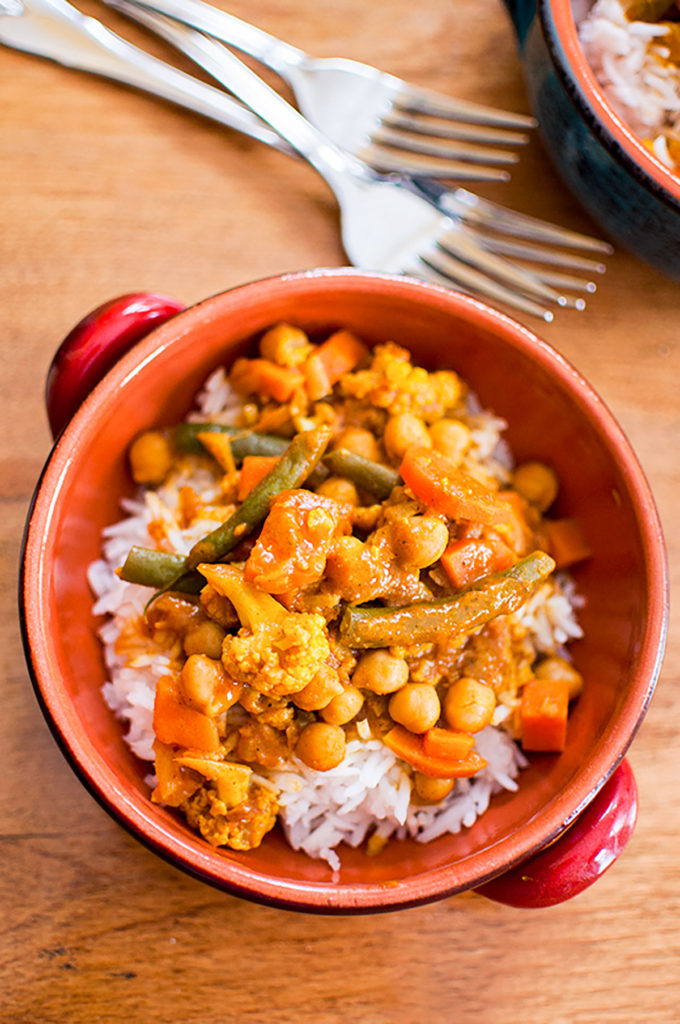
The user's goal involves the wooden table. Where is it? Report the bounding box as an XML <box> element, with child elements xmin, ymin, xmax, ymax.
<box><xmin>2</xmin><ymin>0</ymin><xmax>678</xmax><ymax>1019</ymax></box>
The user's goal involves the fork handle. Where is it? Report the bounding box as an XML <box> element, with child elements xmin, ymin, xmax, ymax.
<box><xmin>123</xmin><ymin>0</ymin><xmax>306</xmax><ymax>75</ymax></box>
<box><xmin>1</xmin><ymin>0</ymin><xmax>290</xmax><ymax>152</ymax></box>
<box><xmin>165</xmin><ymin>37</ymin><xmax>367</xmax><ymax>190</ymax></box>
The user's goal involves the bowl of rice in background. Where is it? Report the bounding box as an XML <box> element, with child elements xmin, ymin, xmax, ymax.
<box><xmin>20</xmin><ymin>270</ymin><xmax>668</xmax><ymax>912</ymax></box>
<box><xmin>502</xmin><ymin>0</ymin><xmax>680</xmax><ymax>278</ymax></box>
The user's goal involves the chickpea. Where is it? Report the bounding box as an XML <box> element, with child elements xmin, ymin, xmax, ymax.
<box><xmin>183</xmin><ymin>618</ymin><xmax>227</xmax><ymax>660</ymax></box>
<box><xmin>128</xmin><ymin>430</ymin><xmax>173</xmax><ymax>486</ymax></box>
<box><xmin>429</xmin><ymin>419</ymin><xmax>471</xmax><ymax>464</ymax></box>
<box><xmin>444</xmin><ymin>677</ymin><xmax>496</xmax><ymax>734</ymax></box>
<box><xmin>352</xmin><ymin>650</ymin><xmax>409</xmax><ymax>695</ymax></box>
<box><xmin>384</xmin><ymin>413</ymin><xmax>431</xmax><ymax>463</ymax></box>
<box><xmin>332</xmin><ymin>426</ymin><xmax>380</xmax><ymax>462</ymax></box>
<box><xmin>321</xmin><ymin>686</ymin><xmax>365</xmax><ymax>725</ymax></box>
<box><xmin>316</xmin><ymin>476</ymin><xmax>359</xmax><ymax>506</ymax></box>
<box><xmin>293</xmin><ymin>665</ymin><xmax>344</xmax><ymax>711</ymax></box>
<box><xmin>180</xmin><ymin>653</ymin><xmax>238</xmax><ymax>715</ymax></box>
<box><xmin>389</xmin><ymin>514</ymin><xmax>449</xmax><ymax>568</ymax></box>
<box><xmin>535</xmin><ymin>655</ymin><xmax>584</xmax><ymax>700</ymax></box>
<box><xmin>296</xmin><ymin>722</ymin><xmax>346</xmax><ymax>772</ymax></box>
<box><xmin>389</xmin><ymin>683</ymin><xmax>441</xmax><ymax>734</ymax></box>
<box><xmin>413</xmin><ymin>773</ymin><xmax>455</xmax><ymax>804</ymax></box>
<box><xmin>512</xmin><ymin>461</ymin><xmax>559</xmax><ymax>512</ymax></box>
<box><xmin>259</xmin><ymin>322</ymin><xmax>312</xmax><ymax>367</ymax></box>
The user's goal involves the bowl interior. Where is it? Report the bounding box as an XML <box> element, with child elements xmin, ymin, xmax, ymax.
<box><xmin>22</xmin><ymin>272</ymin><xmax>666</xmax><ymax>910</ymax></box>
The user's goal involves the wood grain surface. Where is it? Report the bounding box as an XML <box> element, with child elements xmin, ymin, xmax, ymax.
<box><xmin>1</xmin><ymin>0</ymin><xmax>678</xmax><ymax>1021</ymax></box>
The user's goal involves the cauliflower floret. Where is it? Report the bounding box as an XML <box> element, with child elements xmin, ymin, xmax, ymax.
<box><xmin>182</xmin><ymin>782</ymin><xmax>278</xmax><ymax>850</ymax></box>
<box><xmin>222</xmin><ymin>611</ymin><xmax>331</xmax><ymax>697</ymax></box>
<box><xmin>340</xmin><ymin>342</ymin><xmax>465</xmax><ymax>423</ymax></box>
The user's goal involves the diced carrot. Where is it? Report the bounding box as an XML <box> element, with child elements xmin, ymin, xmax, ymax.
<box><xmin>152</xmin><ymin>674</ymin><xmax>220</xmax><ymax>752</ymax></box>
<box><xmin>542</xmin><ymin>517</ymin><xmax>591</xmax><ymax>569</ymax></box>
<box><xmin>440</xmin><ymin>533</ymin><xmax>516</xmax><ymax>590</ymax></box>
<box><xmin>383</xmin><ymin>725</ymin><xmax>487</xmax><ymax>778</ymax></box>
<box><xmin>230</xmin><ymin>357</ymin><xmax>304</xmax><ymax>403</ymax></box>
<box><xmin>520</xmin><ymin>676</ymin><xmax>569</xmax><ymax>752</ymax></box>
<box><xmin>422</xmin><ymin>728</ymin><xmax>475</xmax><ymax>761</ymax></box>
<box><xmin>304</xmin><ymin>330</ymin><xmax>369</xmax><ymax>401</ymax></box>
<box><xmin>496</xmin><ymin>489</ymin><xmax>531</xmax><ymax>554</ymax></box>
<box><xmin>400</xmin><ymin>447</ymin><xmax>515</xmax><ymax>527</ymax></box>
<box><xmin>244</xmin><ymin>488</ymin><xmax>352</xmax><ymax>594</ymax></box>
<box><xmin>237</xmin><ymin>455</ymin><xmax>281</xmax><ymax>501</ymax></box>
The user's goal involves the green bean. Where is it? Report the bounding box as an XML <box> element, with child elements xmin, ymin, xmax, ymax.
<box><xmin>186</xmin><ymin>424</ymin><xmax>333</xmax><ymax>569</ymax></box>
<box><xmin>323</xmin><ymin>448</ymin><xmax>399</xmax><ymax>500</ymax></box>
<box><xmin>339</xmin><ymin>551</ymin><xmax>556</xmax><ymax>648</ymax></box>
<box><xmin>118</xmin><ymin>425</ymin><xmax>333</xmax><ymax>595</ymax></box>
<box><xmin>174</xmin><ymin>422</ymin><xmax>289</xmax><ymax>460</ymax></box>
<box><xmin>118</xmin><ymin>547</ymin><xmax>203</xmax><ymax>593</ymax></box>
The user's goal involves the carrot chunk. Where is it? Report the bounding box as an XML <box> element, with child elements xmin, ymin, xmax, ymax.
<box><xmin>440</xmin><ymin>533</ymin><xmax>516</xmax><ymax>589</ymax></box>
<box><xmin>542</xmin><ymin>517</ymin><xmax>591</xmax><ymax>569</ymax></box>
<box><xmin>400</xmin><ymin>447</ymin><xmax>515</xmax><ymax>526</ymax></box>
<box><xmin>520</xmin><ymin>676</ymin><xmax>569</xmax><ymax>752</ymax></box>
<box><xmin>153</xmin><ymin>674</ymin><xmax>220</xmax><ymax>752</ymax></box>
<box><xmin>230</xmin><ymin>357</ymin><xmax>304</xmax><ymax>403</ymax></box>
<box><xmin>422</xmin><ymin>728</ymin><xmax>476</xmax><ymax>762</ymax></box>
<box><xmin>384</xmin><ymin>725</ymin><xmax>487</xmax><ymax>778</ymax></box>
<box><xmin>496</xmin><ymin>489</ymin><xmax>531</xmax><ymax>554</ymax></box>
<box><xmin>237</xmin><ymin>455</ymin><xmax>281</xmax><ymax>501</ymax></box>
<box><xmin>304</xmin><ymin>330</ymin><xmax>369</xmax><ymax>401</ymax></box>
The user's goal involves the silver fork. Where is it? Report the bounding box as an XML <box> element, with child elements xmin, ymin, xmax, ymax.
<box><xmin>106</xmin><ymin>0</ymin><xmax>612</xmax><ymax>310</ymax></box>
<box><xmin>102</xmin><ymin>0</ymin><xmax>537</xmax><ymax>182</ymax></box>
<box><xmin>0</xmin><ymin>0</ymin><xmax>608</xmax><ymax>318</ymax></box>
<box><xmin>102</xmin><ymin>6</ymin><xmax>606</xmax><ymax>318</ymax></box>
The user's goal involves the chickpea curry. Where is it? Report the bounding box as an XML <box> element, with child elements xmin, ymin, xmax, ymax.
<box><xmin>114</xmin><ymin>325</ymin><xmax>588</xmax><ymax>856</ymax></box>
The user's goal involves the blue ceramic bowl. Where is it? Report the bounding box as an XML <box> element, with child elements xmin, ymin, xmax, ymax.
<box><xmin>504</xmin><ymin>0</ymin><xmax>680</xmax><ymax>278</ymax></box>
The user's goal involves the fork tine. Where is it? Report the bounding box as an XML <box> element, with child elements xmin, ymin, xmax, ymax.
<box><xmin>436</xmin><ymin>228</ymin><xmax>567</xmax><ymax>306</ymax></box>
<box><xmin>382</xmin><ymin>110</ymin><xmax>530</xmax><ymax>147</ymax></box>
<box><xmin>441</xmin><ymin>189</ymin><xmax>614</xmax><ymax>253</ymax></box>
<box><xmin>395</xmin><ymin>84</ymin><xmax>537</xmax><ymax>130</ymax></box>
<box><xmin>467</xmin><ymin>234</ymin><xmax>608</xmax><ymax>272</ymax></box>
<box><xmin>369</xmin><ymin>124</ymin><xmax>519</xmax><ymax>166</ymax></box>
<box><xmin>417</xmin><ymin>259</ymin><xmax>555</xmax><ymax>321</ymax></box>
<box><xmin>529</xmin><ymin>270</ymin><xmax>598</xmax><ymax>293</ymax></box>
<box><xmin>362</xmin><ymin>146</ymin><xmax>512</xmax><ymax>182</ymax></box>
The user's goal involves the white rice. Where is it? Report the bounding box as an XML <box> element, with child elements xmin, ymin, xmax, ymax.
<box><xmin>577</xmin><ymin>0</ymin><xmax>680</xmax><ymax>170</ymax></box>
<box><xmin>270</xmin><ymin>727</ymin><xmax>527</xmax><ymax>871</ymax></box>
<box><xmin>90</xmin><ymin>365</ymin><xmax>584</xmax><ymax>869</ymax></box>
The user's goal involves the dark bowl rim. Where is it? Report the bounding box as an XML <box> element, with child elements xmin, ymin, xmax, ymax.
<box><xmin>539</xmin><ymin>0</ymin><xmax>680</xmax><ymax>208</ymax></box>
<box><xmin>19</xmin><ymin>269</ymin><xmax>670</xmax><ymax>912</ymax></box>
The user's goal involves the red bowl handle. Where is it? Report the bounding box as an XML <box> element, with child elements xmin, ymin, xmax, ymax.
<box><xmin>475</xmin><ymin>759</ymin><xmax>638</xmax><ymax>908</ymax></box>
<box><xmin>45</xmin><ymin>292</ymin><xmax>186</xmax><ymax>439</ymax></box>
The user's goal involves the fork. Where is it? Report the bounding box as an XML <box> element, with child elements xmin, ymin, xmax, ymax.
<box><xmin>101</xmin><ymin>7</ymin><xmax>607</xmax><ymax>318</ymax></box>
<box><xmin>0</xmin><ymin>0</ymin><xmax>609</xmax><ymax>318</ymax></box>
<box><xmin>106</xmin><ymin>0</ymin><xmax>612</xmax><ymax>311</ymax></box>
<box><xmin>102</xmin><ymin>0</ymin><xmax>537</xmax><ymax>182</ymax></box>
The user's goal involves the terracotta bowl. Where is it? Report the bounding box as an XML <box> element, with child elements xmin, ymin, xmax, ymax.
<box><xmin>503</xmin><ymin>0</ymin><xmax>680</xmax><ymax>277</ymax></box>
<box><xmin>21</xmin><ymin>270</ymin><xmax>668</xmax><ymax>912</ymax></box>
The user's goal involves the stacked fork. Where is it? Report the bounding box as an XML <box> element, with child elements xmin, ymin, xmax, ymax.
<box><xmin>0</xmin><ymin>0</ymin><xmax>613</xmax><ymax>318</ymax></box>
<box><xmin>105</xmin><ymin>0</ymin><xmax>538</xmax><ymax>184</ymax></box>
<box><xmin>105</xmin><ymin>0</ymin><xmax>612</xmax><ymax>318</ymax></box>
